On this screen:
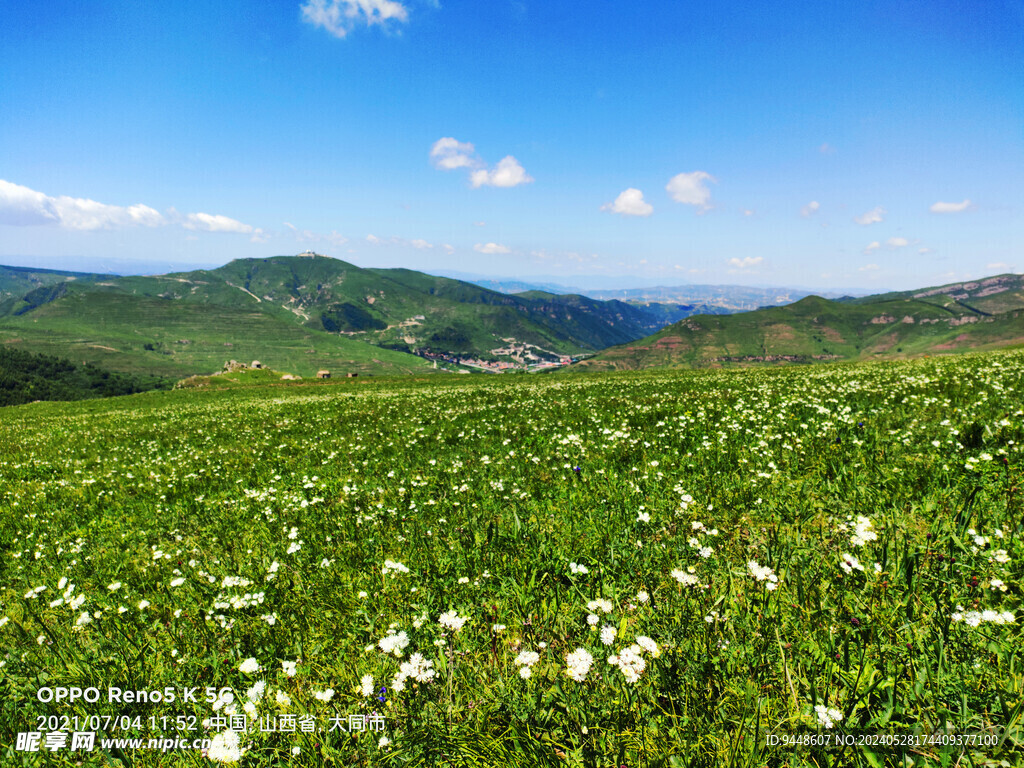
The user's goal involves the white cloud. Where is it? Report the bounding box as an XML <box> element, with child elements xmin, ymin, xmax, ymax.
<box><xmin>987</xmin><ymin>261</ymin><xmax>1012</xmax><ymax>271</ymax></box>
<box><xmin>886</xmin><ymin>237</ymin><xmax>909</xmax><ymax>247</ymax></box>
<box><xmin>742</xmin><ymin>209</ymin><xmax>754</xmax><ymax>217</ymax></box>
<box><xmin>410</xmin><ymin>238</ymin><xmax>432</xmax><ymax>249</ymax></box>
<box><xmin>366</xmin><ymin>233</ymin><xmax>380</xmax><ymax>244</ymax></box>
<box><xmin>300</xmin><ymin>0</ymin><xmax>408</xmax><ymax>39</ymax></box>
<box><xmin>930</xmin><ymin>199</ymin><xmax>972</xmax><ymax>214</ymax></box>
<box><xmin>918</xmin><ymin>247</ymin><xmax>931</xmax><ymax>254</ymax></box>
<box><xmin>601</xmin><ymin>188</ymin><xmax>653</xmax><ymax>217</ymax></box>
<box><xmin>442</xmin><ymin>243</ymin><xmax>454</xmax><ymax>254</ymax></box>
<box><xmin>855</xmin><ymin>206</ymin><xmax>885</xmax><ymax>225</ymax></box>
<box><xmin>182</xmin><ymin>212</ymin><xmax>254</xmax><ymax>234</ymax></box>
<box><xmin>470</xmin><ymin>156</ymin><xmax>533</xmax><ymax>188</ymax></box>
<box><xmin>858</xmin><ymin>263</ymin><xmax>880</xmax><ymax>271</ymax></box>
<box><xmin>0</xmin><ymin>179</ymin><xmax>164</xmax><ymax>230</ymax></box>
<box><xmin>0</xmin><ymin>179</ymin><xmax>57</xmax><ymax>226</ymax></box>
<box><xmin>864</xmin><ymin>241</ymin><xmax>881</xmax><ymax>254</ymax></box>
<box><xmin>431</xmin><ymin>140</ymin><xmax>533</xmax><ymax>188</ymax></box>
<box><xmin>430</xmin><ymin>137</ymin><xmax>479</xmax><ymax>171</ymax></box>
<box><xmin>726</xmin><ymin>256</ymin><xmax>762</xmax><ymax>271</ymax></box>
<box><xmin>819</xmin><ymin>143</ymin><xmax>836</xmax><ymax>155</ymax></box>
<box><xmin>665</xmin><ymin>171</ymin><xmax>715</xmax><ymax>210</ymax></box>
<box><xmin>473</xmin><ymin>242</ymin><xmax>510</xmax><ymax>254</ymax></box>
<box><xmin>801</xmin><ymin>201</ymin><xmax>820</xmax><ymax>217</ymax></box>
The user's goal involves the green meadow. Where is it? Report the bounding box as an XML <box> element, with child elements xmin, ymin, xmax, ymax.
<box><xmin>1</xmin><ymin>352</ymin><xmax>1022</xmax><ymax>767</ymax></box>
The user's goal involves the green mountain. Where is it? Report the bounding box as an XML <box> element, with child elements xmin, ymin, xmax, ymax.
<box><xmin>0</xmin><ymin>254</ymin><xmax>703</xmax><ymax>377</ymax></box>
<box><xmin>570</xmin><ymin>274</ymin><xmax>1024</xmax><ymax>372</ymax></box>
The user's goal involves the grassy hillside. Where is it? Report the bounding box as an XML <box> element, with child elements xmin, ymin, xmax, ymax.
<box><xmin>0</xmin><ymin>264</ymin><xmax>110</xmax><ymax>308</ymax></box>
<box><xmin>841</xmin><ymin>273</ymin><xmax>1024</xmax><ymax>315</ymax></box>
<box><xmin>0</xmin><ymin>277</ymin><xmax>435</xmax><ymax>377</ymax></box>
<box><xmin>573</xmin><ymin>292</ymin><xmax>1024</xmax><ymax>371</ymax></box>
<box><xmin>0</xmin><ymin>255</ymin><xmax>698</xmax><ymax>375</ymax></box>
<box><xmin>2</xmin><ymin>350</ymin><xmax>1021</xmax><ymax>765</ymax></box>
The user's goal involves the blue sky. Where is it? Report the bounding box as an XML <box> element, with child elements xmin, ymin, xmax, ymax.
<box><xmin>1</xmin><ymin>0</ymin><xmax>1021</xmax><ymax>291</ymax></box>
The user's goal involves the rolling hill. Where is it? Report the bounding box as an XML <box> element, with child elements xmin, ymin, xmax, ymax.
<box><xmin>570</xmin><ymin>274</ymin><xmax>1024</xmax><ymax>371</ymax></box>
<box><xmin>0</xmin><ymin>254</ymin><xmax>708</xmax><ymax>377</ymax></box>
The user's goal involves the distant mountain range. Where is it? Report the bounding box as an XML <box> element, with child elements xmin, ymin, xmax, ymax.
<box><xmin>439</xmin><ymin>270</ymin><xmax>857</xmax><ymax>311</ymax></box>
<box><xmin>570</xmin><ymin>274</ymin><xmax>1024</xmax><ymax>372</ymax></box>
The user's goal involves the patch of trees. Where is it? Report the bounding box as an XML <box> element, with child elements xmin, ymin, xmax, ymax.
<box><xmin>0</xmin><ymin>347</ymin><xmax>172</xmax><ymax>406</ymax></box>
<box><xmin>320</xmin><ymin>303</ymin><xmax>386</xmax><ymax>332</ymax></box>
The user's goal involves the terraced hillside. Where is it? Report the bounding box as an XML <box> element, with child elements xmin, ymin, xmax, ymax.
<box><xmin>573</xmin><ymin>276</ymin><xmax>1024</xmax><ymax>371</ymax></box>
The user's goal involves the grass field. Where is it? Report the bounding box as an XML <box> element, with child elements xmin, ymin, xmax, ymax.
<box><xmin>1</xmin><ymin>352</ymin><xmax>1022</xmax><ymax>767</ymax></box>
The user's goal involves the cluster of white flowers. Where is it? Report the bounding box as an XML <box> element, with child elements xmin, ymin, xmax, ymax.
<box><xmin>382</xmin><ymin>560</ymin><xmax>410</xmax><ymax>576</ymax></box>
<box><xmin>636</xmin><ymin>590</ymin><xmax>649</xmax><ymax>603</ymax></box>
<box><xmin>607</xmin><ymin>645</ymin><xmax>646</xmax><ymax>683</ymax></box>
<box><xmin>674</xmin><ymin>488</ymin><xmax>694</xmax><ymax>513</ymax></box>
<box><xmin>438</xmin><ymin>610</ymin><xmax>469</xmax><ymax>633</ymax></box>
<box><xmin>313</xmin><ymin>688</ymin><xmax>335</xmax><ymax>702</ymax></box>
<box><xmin>207</xmin><ymin>729</ymin><xmax>244</xmax><ymax>763</ymax></box>
<box><xmin>951</xmin><ymin>607</ymin><xmax>1015</xmax><ymax>626</ymax></box>
<box><xmin>514</xmin><ymin>649</ymin><xmax>541</xmax><ymax>679</ymax></box>
<box><xmin>991</xmin><ymin>579</ymin><xmax>1007</xmax><ymax>592</ymax></box>
<box><xmin>600</xmin><ymin>625</ymin><xmax>617</xmax><ymax>646</ymax></box>
<box><xmin>246</xmin><ymin>680</ymin><xmax>266</xmax><ymax>702</ymax></box>
<box><xmin>239</xmin><ymin>657</ymin><xmax>261</xmax><ymax>674</ymax></box>
<box><xmin>391</xmin><ymin>652</ymin><xmax>435</xmax><ymax>692</ymax></box>
<box><xmin>748</xmin><ymin>561</ymin><xmax>779</xmax><ymax>590</ymax></box>
<box><xmin>212</xmin><ymin>590</ymin><xmax>265</xmax><ymax>610</ymax></box>
<box><xmin>569</xmin><ymin>562</ymin><xmax>589</xmax><ymax>575</ymax></box>
<box><xmin>814</xmin><ymin>704</ymin><xmax>843</xmax><ymax>729</ymax></box>
<box><xmin>281</xmin><ymin>660</ymin><xmax>298</xmax><ymax>677</ymax></box>
<box><xmin>688</xmin><ymin>521</ymin><xmax>719</xmax><ymax>558</ymax></box>
<box><xmin>990</xmin><ymin>549</ymin><xmax>1011</xmax><ymax>565</ymax></box>
<box><xmin>265</xmin><ymin>561</ymin><xmax>280</xmax><ymax>582</ymax></box>
<box><xmin>211</xmin><ymin>690</ymin><xmax>235</xmax><ymax>714</ymax></box>
<box><xmin>964</xmin><ymin>453</ymin><xmax>994</xmax><ymax>471</ymax></box>
<box><xmin>587</xmin><ymin>598</ymin><xmax>613</xmax><ymax>614</ymax></box>
<box><xmin>671</xmin><ymin>568</ymin><xmax>700</xmax><ymax>587</ymax></box>
<box><xmin>378</xmin><ymin>629</ymin><xmax>410</xmax><ymax>656</ymax></box>
<box><xmin>839</xmin><ymin>553</ymin><xmax>864</xmax><ymax>574</ymax></box>
<box><xmin>565</xmin><ymin>648</ymin><xmax>594</xmax><ymax>682</ymax></box>
<box><xmin>359</xmin><ymin>675</ymin><xmax>375</xmax><ymax>697</ymax></box>
<box><xmin>634</xmin><ymin>636</ymin><xmax>660</xmax><ymax>657</ymax></box>
<box><xmin>849</xmin><ymin>516</ymin><xmax>878</xmax><ymax>547</ymax></box>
